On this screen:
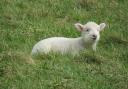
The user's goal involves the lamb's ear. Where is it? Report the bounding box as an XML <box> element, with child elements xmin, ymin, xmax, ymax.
<box><xmin>74</xmin><ymin>23</ymin><xmax>84</xmax><ymax>31</ymax></box>
<box><xmin>99</xmin><ymin>23</ymin><xmax>106</xmax><ymax>31</ymax></box>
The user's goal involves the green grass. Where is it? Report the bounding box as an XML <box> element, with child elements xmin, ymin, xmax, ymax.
<box><xmin>0</xmin><ymin>0</ymin><xmax>128</xmax><ymax>89</ymax></box>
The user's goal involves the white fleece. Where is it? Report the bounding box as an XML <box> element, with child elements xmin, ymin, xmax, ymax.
<box><xmin>31</xmin><ymin>22</ymin><xmax>106</xmax><ymax>56</ymax></box>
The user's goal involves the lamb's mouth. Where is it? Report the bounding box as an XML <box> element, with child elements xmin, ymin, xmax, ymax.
<box><xmin>91</xmin><ymin>37</ymin><xmax>97</xmax><ymax>40</ymax></box>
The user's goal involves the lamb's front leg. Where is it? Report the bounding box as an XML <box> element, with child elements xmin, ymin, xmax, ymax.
<box><xmin>92</xmin><ymin>42</ymin><xmax>97</xmax><ymax>51</ymax></box>
<box><xmin>92</xmin><ymin>42</ymin><xmax>97</xmax><ymax>58</ymax></box>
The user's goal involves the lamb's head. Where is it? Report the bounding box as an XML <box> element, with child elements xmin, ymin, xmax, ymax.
<box><xmin>75</xmin><ymin>22</ymin><xmax>106</xmax><ymax>43</ymax></box>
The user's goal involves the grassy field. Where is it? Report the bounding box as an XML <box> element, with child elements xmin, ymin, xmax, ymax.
<box><xmin>0</xmin><ymin>0</ymin><xmax>128</xmax><ymax>89</ymax></box>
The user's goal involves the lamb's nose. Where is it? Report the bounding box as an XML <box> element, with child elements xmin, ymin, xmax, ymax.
<box><xmin>92</xmin><ymin>35</ymin><xmax>97</xmax><ymax>40</ymax></box>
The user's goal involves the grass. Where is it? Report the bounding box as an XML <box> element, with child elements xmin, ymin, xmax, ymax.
<box><xmin>0</xmin><ymin>0</ymin><xmax>128</xmax><ymax>89</ymax></box>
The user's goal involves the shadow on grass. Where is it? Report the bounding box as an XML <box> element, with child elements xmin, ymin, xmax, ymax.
<box><xmin>32</xmin><ymin>51</ymin><xmax>105</xmax><ymax>65</ymax></box>
<box><xmin>74</xmin><ymin>52</ymin><xmax>104</xmax><ymax>65</ymax></box>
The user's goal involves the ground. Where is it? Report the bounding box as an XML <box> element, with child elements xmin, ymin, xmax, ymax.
<box><xmin>0</xmin><ymin>0</ymin><xmax>128</xmax><ymax>89</ymax></box>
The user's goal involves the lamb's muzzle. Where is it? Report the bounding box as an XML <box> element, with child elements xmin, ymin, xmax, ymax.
<box><xmin>31</xmin><ymin>21</ymin><xmax>106</xmax><ymax>56</ymax></box>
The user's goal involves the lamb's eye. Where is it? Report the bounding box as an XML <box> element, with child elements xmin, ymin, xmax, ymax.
<box><xmin>86</xmin><ymin>29</ymin><xmax>90</xmax><ymax>32</ymax></box>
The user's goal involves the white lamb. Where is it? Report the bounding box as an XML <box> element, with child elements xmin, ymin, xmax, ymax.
<box><xmin>31</xmin><ymin>22</ymin><xmax>106</xmax><ymax>56</ymax></box>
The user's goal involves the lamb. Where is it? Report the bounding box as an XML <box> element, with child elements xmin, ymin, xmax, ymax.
<box><xmin>31</xmin><ymin>22</ymin><xmax>106</xmax><ymax>56</ymax></box>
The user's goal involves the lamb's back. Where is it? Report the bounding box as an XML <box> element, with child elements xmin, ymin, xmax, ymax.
<box><xmin>31</xmin><ymin>37</ymin><xmax>72</xmax><ymax>55</ymax></box>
